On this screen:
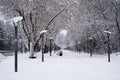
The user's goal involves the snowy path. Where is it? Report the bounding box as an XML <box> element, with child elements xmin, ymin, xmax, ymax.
<box><xmin>0</xmin><ymin>50</ymin><xmax>120</xmax><ymax>80</ymax></box>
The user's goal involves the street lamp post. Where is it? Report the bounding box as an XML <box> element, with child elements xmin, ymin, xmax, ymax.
<box><xmin>78</xmin><ymin>42</ymin><xmax>81</xmax><ymax>54</ymax></box>
<box><xmin>89</xmin><ymin>37</ymin><xmax>93</xmax><ymax>57</ymax></box>
<box><xmin>104</xmin><ymin>31</ymin><xmax>112</xmax><ymax>62</ymax></box>
<box><xmin>41</xmin><ymin>33</ymin><xmax>44</xmax><ymax>62</ymax></box>
<box><xmin>14</xmin><ymin>24</ymin><xmax>18</xmax><ymax>72</ymax></box>
<box><xmin>40</xmin><ymin>30</ymin><xmax>47</xmax><ymax>62</ymax></box>
<box><xmin>13</xmin><ymin>16</ymin><xmax>23</xmax><ymax>72</ymax></box>
<box><xmin>107</xmin><ymin>33</ymin><xmax>111</xmax><ymax>62</ymax></box>
<box><xmin>50</xmin><ymin>37</ymin><xmax>53</xmax><ymax>56</ymax></box>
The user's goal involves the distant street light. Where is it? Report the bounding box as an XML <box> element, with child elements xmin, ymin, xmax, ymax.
<box><xmin>104</xmin><ymin>30</ymin><xmax>112</xmax><ymax>62</ymax></box>
<box><xmin>40</xmin><ymin>30</ymin><xmax>47</xmax><ymax>62</ymax></box>
<box><xmin>78</xmin><ymin>42</ymin><xmax>81</xmax><ymax>54</ymax></box>
<box><xmin>12</xmin><ymin>16</ymin><xmax>23</xmax><ymax>72</ymax></box>
<box><xmin>88</xmin><ymin>37</ymin><xmax>93</xmax><ymax>57</ymax></box>
<box><xmin>50</xmin><ymin>37</ymin><xmax>54</xmax><ymax>56</ymax></box>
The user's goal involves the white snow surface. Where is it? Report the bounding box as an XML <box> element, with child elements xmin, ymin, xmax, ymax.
<box><xmin>0</xmin><ymin>50</ymin><xmax>120</xmax><ymax>80</ymax></box>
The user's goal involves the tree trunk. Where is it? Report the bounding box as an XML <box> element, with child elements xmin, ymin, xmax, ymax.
<box><xmin>29</xmin><ymin>42</ymin><xmax>34</xmax><ymax>57</ymax></box>
<box><xmin>115</xmin><ymin>17</ymin><xmax>120</xmax><ymax>50</ymax></box>
<box><xmin>29</xmin><ymin>29</ymin><xmax>35</xmax><ymax>58</ymax></box>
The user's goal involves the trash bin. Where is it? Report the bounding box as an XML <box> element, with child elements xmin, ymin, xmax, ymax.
<box><xmin>59</xmin><ymin>50</ymin><xmax>63</xmax><ymax>56</ymax></box>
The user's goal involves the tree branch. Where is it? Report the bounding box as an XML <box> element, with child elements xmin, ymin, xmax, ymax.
<box><xmin>34</xmin><ymin>6</ymin><xmax>67</xmax><ymax>50</ymax></box>
<box><xmin>45</xmin><ymin>5</ymin><xmax>67</xmax><ymax>30</ymax></box>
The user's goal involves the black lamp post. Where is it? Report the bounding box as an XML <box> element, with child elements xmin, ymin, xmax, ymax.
<box><xmin>50</xmin><ymin>37</ymin><xmax>53</xmax><ymax>56</ymax></box>
<box><xmin>13</xmin><ymin>16</ymin><xmax>23</xmax><ymax>72</ymax></box>
<box><xmin>78</xmin><ymin>42</ymin><xmax>81</xmax><ymax>54</ymax></box>
<box><xmin>14</xmin><ymin>23</ymin><xmax>18</xmax><ymax>72</ymax></box>
<box><xmin>104</xmin><ymin>31</ymin><xmax>112</xmax><ymax>62</ymax></box>
<box><xmin>88</xmin><ymin>37</ymin><xmax>93</xmax><ymax>57</ymax></box>
<box><xmin>41</xmin><ymin>34</ymin><xmax>44</xmax><ymax>62</ymax></box>
<box><xmin>107</xmin><ymin>33</ymin><xmax>111</xmax><ymax>62</ymax></box>
<box><xmin>40</xmin><ymin>30</ymin><xmax>47</xmax><ymax>62</ymax></box>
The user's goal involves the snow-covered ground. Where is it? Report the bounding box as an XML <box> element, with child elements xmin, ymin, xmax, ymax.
<box><xmin>0</xmin><ymin>50</ymin><xmax>120</xmax><ymax>80</ymax></box>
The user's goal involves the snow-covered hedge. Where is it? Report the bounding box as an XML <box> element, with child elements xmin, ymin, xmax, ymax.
<box><xmin>0</xmin><ymin>53</ymin><xmax>5</xmax><ymax>61</ymax></box>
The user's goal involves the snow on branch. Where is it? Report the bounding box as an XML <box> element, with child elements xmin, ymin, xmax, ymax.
<box><xmin>50</xmin><ymin>37</ymin><xmax>54</xmax><ymax>39</ymax></box>
<box><xmin>104</xmin><ymin>31</ymin><xmax>112</xmax><ymax>34</ymax></box>
<box><xmin>39</xmin><ymin>30</ymin><xmax>48</xmax><ymax>34</ymax></box>
<box><xmin>88</xmin><ymin>37</ymin><xmax>93</xmax><ymax>40</ymax></box>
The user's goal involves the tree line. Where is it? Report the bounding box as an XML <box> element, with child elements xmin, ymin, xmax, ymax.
<box><xmin>0</xmin><ymin>0</ymin><xmax>120</xmax><ymax>56</ymax></box>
